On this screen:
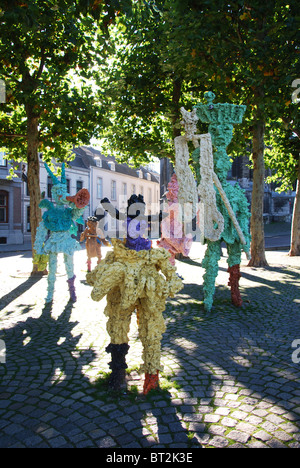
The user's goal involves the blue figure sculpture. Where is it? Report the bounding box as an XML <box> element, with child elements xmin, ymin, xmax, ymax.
<box><xmin>34</xmin><ymin>162</ymin><xmax>90</xmax><ymax>303</ymax></box>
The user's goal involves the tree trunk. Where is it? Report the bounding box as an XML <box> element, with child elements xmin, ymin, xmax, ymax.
<box><xmin>289</xmin><ymin>157</ymin><xmax>300</xmax><ymax>256</ymax></box>
<box><xmin>171</xmin><ymin>76</ymin><xmax>182</xmax><ymax>140</ymax></box>
<box><xmin>248</xmin><ymin>120</ymin><xmax>269</xmax><ymax>267</ymax></box>
<box><xmin>26</xmin><ymin>105</ymin><xmax>42</xmax><ymax>274</ymax></box>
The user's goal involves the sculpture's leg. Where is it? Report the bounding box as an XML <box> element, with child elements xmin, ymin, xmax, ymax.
<box><xmin>137</xmin><ymin>302</ymin><xmax>165</xmax><ymax>395</ymax></box>
<box><xmin>87</xmin><ymin>257</ymin><xmax>92</xmax><ymax>272</ymax></box>
<box><xmin>64</xmin><ymin>253</ymin><xmax>77</xmax><ymax>302</ymax></box>
<box><xmin>96</xmin><ymin>243</ymin><xmax>102</xmax><ymax>264</ymax></box>
<box><xmin>46</xmin><ymin>253</ymin><xmax>57</xmax><ymax>302</ymax></box>
<box><xmin>227</xmin><ymin>241</ymin><xmax>242</xmax><ymax>307</ymax></box>
<box><xmin>105</xmin><ymin>343</ymin><xmax>130</xmax><ymax>391</ymax></box>
<box><xmin>105</xmin><ymin>292</ymin><xmax>133</xmax><ymax>390</ymax></box>
<box><xmin>202</xmin><ymin>240</ymin><xmax>221</xmax><ymax>311</ymax></box>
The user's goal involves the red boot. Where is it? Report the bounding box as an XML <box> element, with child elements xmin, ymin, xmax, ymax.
<box><xmin>228</xmin><ymin>264</ymin><xmax>243</xmax><ymax>307</ymax></box>
<box><xmin>143</xmin><ymin>371</ymin><xmax>159</xmax><ymax>395</ymax></box>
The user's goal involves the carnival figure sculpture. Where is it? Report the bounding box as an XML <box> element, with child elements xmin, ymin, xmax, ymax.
<box><xmin>174</xmin><ymin>93</ymin><xmax>251</xmax><ymax>312</ymax></box>
<box><xmin>80</xmin><ymin>215</ymin><xmax>109</xmax><ymax>272</ymax></box>
<box><xmin>192</xmin><ymin>92</ymin><xmax>251</xmax><ymax>311</ymax></box>
<box><xmin>157</xmin><ymin>173</ymin><xmax>193</xmax><ymax>266</ymax></box>
<box><xmin>87</xmin><ymin>195</ymin><xmax>182</xmax><ymax>394</ymax></box>
<box><xmin>34</xmin><ymin>162</ymin><xmax>90</xmax><ymax>303</ymax></box>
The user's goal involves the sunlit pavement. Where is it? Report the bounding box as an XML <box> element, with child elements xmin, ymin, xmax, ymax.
<box><xmin>0</xmin><ymin>243</ymin><xmax>299</xmax><ymax>448</ymax></box>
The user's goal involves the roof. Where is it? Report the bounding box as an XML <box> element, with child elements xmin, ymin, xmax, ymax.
<box><xmin>71</xmin><ymin>146</ymin><xmax>159</xmax><ymax>184</ymax></box>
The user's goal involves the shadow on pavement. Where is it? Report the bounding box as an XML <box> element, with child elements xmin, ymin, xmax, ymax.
<box><xmin>0</xmin><ymin>276</ymin><xmax>44</xmax><ymax>310</ymax></box>
<box><xmin>160</xmin><ymin>278</ymin><xmax>300</xmax><ymax>445</ymax></box>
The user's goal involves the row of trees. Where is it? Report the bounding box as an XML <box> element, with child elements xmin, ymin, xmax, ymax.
<box><xmin>97</xmin><ymin>0</ymin><xmax>299</xmax><ymax>263</ymax></box>
<box><xmin>0</xmin><ymin>0</ymin><xmax>299</xmax><ymax>272</ymax></box>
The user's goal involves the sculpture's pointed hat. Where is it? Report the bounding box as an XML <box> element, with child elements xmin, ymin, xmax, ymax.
<box><xmin>44</xmin><ymin>162</ymin><xmax>66</xmax><ymax>186</ymax></box>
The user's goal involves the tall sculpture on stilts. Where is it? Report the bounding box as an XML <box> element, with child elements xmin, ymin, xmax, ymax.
<box><xmin>175</xmin><ymin>92</ymin><xmax>251</xmax><ymax>311</ymax></box>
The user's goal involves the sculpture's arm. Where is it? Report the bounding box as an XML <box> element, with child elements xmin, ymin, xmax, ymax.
<box><xmin>39</xmin><ymin>199</ymin><xmax>53</xmax><ymax>210</ymax></box>
<box><xmin>101</xmin><ymin>197</ymin><xmax>126</xmax><ymax>221</ymax></box>
<box><xmin>34</xmin><ymin>220</ymin><xmax>48</xmax><ymax>255</ymax></box>
<box><xmin>80</xmin><ymin>228</ymin><xmax>87</xmax><ymax>242</ymax></box>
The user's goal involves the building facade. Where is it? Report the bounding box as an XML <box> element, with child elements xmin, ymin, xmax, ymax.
<box><xmin>0</xmin><ymin>151</ymin><xmax>23</xmax><ymax>245</ymax></box>
<box><xmin>20</xmin><ymin>146</ymin><xmax>160</xmax><ymax>245</ymax></box>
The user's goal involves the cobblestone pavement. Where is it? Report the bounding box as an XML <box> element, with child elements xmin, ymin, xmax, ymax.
<box><xmin>0</xmin><ymin>243</ymin><xmax>299</xmax><ymax>448</ymax></box>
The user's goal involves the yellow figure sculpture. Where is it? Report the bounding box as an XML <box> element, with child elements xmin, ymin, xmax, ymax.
<box><xmin>86</xmin><ymin>238</ymin><xmax>183</xmax><ymax>394</ymax></box>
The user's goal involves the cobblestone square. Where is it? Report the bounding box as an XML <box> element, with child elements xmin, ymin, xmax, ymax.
<box><xmin>0</xmin><ymin>243</ymin><xmax>299</xmax><ymax>448</ymax></box>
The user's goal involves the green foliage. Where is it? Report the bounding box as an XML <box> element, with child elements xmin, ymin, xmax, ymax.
<box><xmin>265</xmin><ymin>116</ymin><xmax>300</xmax><ymax>192</ymax></box>
<box><xmin>0</xmin><ymin>0</ymin><xmax>133</xmax><ymax>164</ymax></box>
<box><xmin>95</xmin><ymin>0</ymin><xmax>299</xmax><ymax>182</ymax></box>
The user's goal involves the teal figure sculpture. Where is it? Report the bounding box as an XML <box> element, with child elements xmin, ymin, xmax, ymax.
<box><xmin>34</xmin><ymin>162</ymin><xmax>90</xmax><ymax>303</ymax></box>
<box><xmin>193</xmin><ymin>92</ymin><xmax>251</xmax><ymax>311</ymax></box>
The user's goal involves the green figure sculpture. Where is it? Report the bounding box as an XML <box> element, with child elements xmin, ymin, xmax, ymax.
<box><xmin>193</xmin><ymin>92</ymin><xmax>251</xmax><ymax>311</ymax></box>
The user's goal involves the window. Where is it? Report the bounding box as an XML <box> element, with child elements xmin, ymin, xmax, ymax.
<box><xmin>0</xmin><ymin>151</ymin><xmax>7</xmax><ymax>167</ymax></box>
<box><xmin>0</xmin><ymin>191</ymin><xmax>8</xmax><ymax>223</ymax></box>
<box><xmin>76</xmin><ymin>180</ymin><xmax>83</xmax><ymax>192</ymax></box>
<box><xmin>140</xmin><ymin>186</ymin><xmax>144</xmax><ymax>196</ymax></box>
<box><xmin>111</xmin><ymin>180</ymin><xmax>117</xmax><ymax>200</ymax></box>
<box><xmin>122</xmin><ymin>182</ymin><xmax>127</xmax><ymax>196</ymax></box>
<box><xmin>131</xmin><ymin>184</ymin><xmax>136</xmax><ymax>195</ymax></box>
<box><xmin>26</xmin><ymin>206</ymin><xmax>31</xmax><ymax>232</ymax></box>
<box><xmin>97</xmin><ymin>177</ymin><xmax>103</xmax><ymax>199</ymax></box>
<box><xmin>148</xmin><ymin>188</ymin><xmax>152</xmax><ymax>204</ymax></box>
<box><xmin>66</xmin><ymin>179</ymin><xmax>70</xmax><ymax>194</ymax></box>
<box><xmin>47</xmin><ymin>176</ymin><xmax>53</xmax><ymax>199</ymax></box>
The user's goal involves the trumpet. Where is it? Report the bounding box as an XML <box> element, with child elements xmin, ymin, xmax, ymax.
<box><xmin>66</xmin><ymin>188</ymin><xmax>90</xmax><ymax>209</ymax></box>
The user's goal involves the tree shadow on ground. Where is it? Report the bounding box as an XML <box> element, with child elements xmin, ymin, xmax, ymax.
<box><xmin>159</xmin><ymin>278</ymin><xmax>300</xmax><ymax>446</ymax></box>
<box><xmin>89</xmin><ymin>369</ymin><xmax>203</xmax><ymax>448</ymax></box>
<box><xmin>0</xmin><ymin>300</ymin><xmax>99</xmax><ymax>447</ymax></box>
<box><xmin>0</xmin><ymin>276</ymin><xmax>44</xmax><ymax>311</ymax></box>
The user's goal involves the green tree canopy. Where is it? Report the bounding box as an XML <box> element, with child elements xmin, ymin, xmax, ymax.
<box><xmin>96</xmin><ymin>0</ymin><xmax>299</xmax><ymax>264</ymax></box>
<box><xmin>0</xmin><ymin>0</ymin><xmax>133</xmax><ymax>271</ymax></box>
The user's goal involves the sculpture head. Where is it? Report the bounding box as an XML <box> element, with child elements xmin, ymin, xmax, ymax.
<box><xmin>127</xmin><ymin>194</ymin><xmax>146</xmax><ymax>218</ymax></box>
<box><xmin>166</xmin><ymin>173</ymin><xmax>179</xmax><ymax>203</ymax></box>
<box><xmin>87</xmin><ymin>216</ymin><xmax>98</xmax><ymax>233</ymax></box>
<box><xmin>209</xmin><ymin>123</ymin><xmax>234</xmax><ymax>149</ymax></box>
<box><xmin>180</xmin><ymin>107</ymin><xmax>198</xmax><ymax>141</ymax></box>
<box><xmin>44</xmin><ymin>162</ymin><xmax>68</xmax><ymax>205</ymax></box>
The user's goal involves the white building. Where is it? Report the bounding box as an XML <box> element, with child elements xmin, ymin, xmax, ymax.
<box><xmin>22</xmin><ymin>146</ymin><xmax>160</xmax><ymax>244</ymax></box>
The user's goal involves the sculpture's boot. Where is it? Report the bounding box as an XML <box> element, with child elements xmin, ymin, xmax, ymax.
<box><xmin>228</xmin><ymin>264</ymin><xmax>242</xmax><ymax>307</ymax></box>
<box><xmin>45</xmin><ymin>283</ymin><xmax>55</xmax><ymax>303</ymax></box>
<box><xmin>67</xmin><ymin>275</ymin><xmax>77</xmax><ymax>302</ymax></box>
<box><xmin>106</xmin><ymin>343</ymin><xmax>129</xmax><ymax>391</ymax></box>
<box><xmin>143</xmin><ymin>370</ymin><xmax>159</xmax><ymax>395</ymax></box>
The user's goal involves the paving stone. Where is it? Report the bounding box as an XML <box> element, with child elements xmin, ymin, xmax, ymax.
<box><xmin>221</xmin><ymin>417</ymin><xmax>237</xmax><ymax>427</ymax></box>
<box><xmin>253</xmin><ymin>430</ymin><xmax>272</xmax><ymax>441</ymax></box>
<box><xmin>227</xmin><ymin>430</ymin><xmax>251</xmax><ymax>444</ymax></box>
<box><xmin>231</xmin><ymin>410</ymin><xmax>248</xmax><ymax>420</ymax></box>
<box><xmin>209</xmin><ymin>436</ymin><xmax>229</xmax><ymax>448</ymax></box>
<box><xmin>235</xmin><ymin>422</ymin><xmax>256</xmax><ymax>434</ymax></box>
<box><xmin>273</xmin><ymin>431</ymin><xmax>294</xmax><ymax>442</ymax></box>
<box><xmin>204</xmin><ymin>414</ymin><xmax>220</xmax><ymax>423</ymax></box>
<box><xmin>0</xmin><ymin>248</ymin><xmax>299</xmax><ymax>449</ymax></box>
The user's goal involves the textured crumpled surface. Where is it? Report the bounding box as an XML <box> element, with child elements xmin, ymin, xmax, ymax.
<box><xmin>157</xmin><ymin>173</ymin><xmax>193</xmax><ymax>265</ymax></box>
<box><xmin>86</xmin><ymin>239</ymin><xmax>183</xmax><ymax>373</ymax></box>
